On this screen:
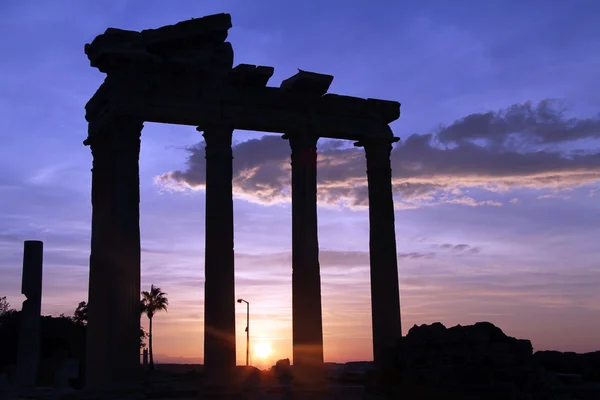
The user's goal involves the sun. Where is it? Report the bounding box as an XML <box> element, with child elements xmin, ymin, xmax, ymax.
<box><xmin>253</xmin><ymin>342</ymin><xmax>272</xmax><ymax>359</ymax></box>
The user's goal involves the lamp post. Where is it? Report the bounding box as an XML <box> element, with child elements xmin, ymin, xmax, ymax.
<box><xmin>237</xmin><ymin>298</ymin><xmax>249</xmax><ymax>366</ymax></box>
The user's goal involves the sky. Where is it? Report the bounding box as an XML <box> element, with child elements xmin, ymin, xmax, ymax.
<box><xmin>1</xmin><ymin>0</ymin><xmax>599</xmax><ymax>367</ymax></box>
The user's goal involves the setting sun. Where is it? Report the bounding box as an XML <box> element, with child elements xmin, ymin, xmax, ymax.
<box><xmin>253</xmin><ymin>342</ymin><xmax>273</xmax><ymax>360</ymax></box>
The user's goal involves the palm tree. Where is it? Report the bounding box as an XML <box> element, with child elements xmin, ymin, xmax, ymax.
<box><xmin>141</xmin><ymin>284</ymin><xmax>168</xmax><ymax>369</ymax></box>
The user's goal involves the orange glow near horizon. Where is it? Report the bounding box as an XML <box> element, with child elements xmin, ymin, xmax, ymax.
<box><xmin>137</xmin><ymin>283</ymin><xmax>600</xmax><ymax>367</ymax></box>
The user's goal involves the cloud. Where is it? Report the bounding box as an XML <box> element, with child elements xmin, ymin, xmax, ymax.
<box><xmin>156</xmin><ymin>99</ymin><xmax>600</xmax><ymax>209</ymax></box>
<box><xmin>436</xmin><ymin>99</ymin><xmax>600</xmax><ymax>145</ymax></box>
<box><xmin>141</xmin><ymin>247</ymin><xmax>172</xmax><ymax>255</ymax></box>
<box><xmin>236</xmin><ymin>250</ymin><xmax>435</xmax><ymax>270</ymax></box>
<box><xmin>433</xmin><ymin>243</ymin><xmax>481</xmax><ymax>254</ymax></box>
<box><xmin>537</xmin><ymin>194</ymin><xmax>572</xmax><ymax>200</ymax></box>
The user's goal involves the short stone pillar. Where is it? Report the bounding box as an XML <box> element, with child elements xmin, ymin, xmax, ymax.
<box><xmin>356</xmin><ymin>138</ymin><xmax>402</xmax><ymax>370</ymax></box>
<box><xmin>54</xmin><ymin>358</ymin><xmax>79</xmax><ymax>387</ymax></box>
<box><xmin>142</xmin><ymin>349</ymin><xmax>148</xmax><ymax>367</ymax></box>
<box><xmin>17</xmin><ymin>240</ymin><xmax>44</xmax><ymax>388</ymax></box>
<box><xmin>285</xmin><ymin>133</ymin><xmax>325</xmax><ymax>387</ymax></box>
<box><xmin>201</xmin><ymin>125</ymin><xmax>237</xmax><ymax>387</ymax></box>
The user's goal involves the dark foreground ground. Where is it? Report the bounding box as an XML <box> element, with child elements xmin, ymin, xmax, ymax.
<box><xmin>3</xmin><ymin>365</ymin><xmax>600</xmax><ymax>400</ymax></box>
<box><xmin>2</xmin><ymin>322</ymin><xmax>600</xmax><ymax>399</ymax></box>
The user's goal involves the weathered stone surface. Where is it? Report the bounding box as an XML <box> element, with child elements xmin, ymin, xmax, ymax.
<box><xmin>85</xmin><ymin>117</ymin><xmax>143</xmax><ymax>390</ymax></box>
<box><xmin>228</xmin><ymin>64</ymin><xmax>274</xmax><ymax>87</ymax></box>
<box><xmin>202</xmin><ymin>126</ymin><xmax>236</xmax><ymax>387</ymax></box>
<box><xmin>280</xmin><ymin>69</ymin><xmax>333</xmax><ymax>96</ymax></box>
<box><xmin>356</xmin><ymin>139</ymin><xmax>401</xmax><ymax>372</ymax></box>
<box><xmin>140</xmin><ymin>13</ymin><xmax>232</xmax><ymax>49</ymax></box>
<box><xmin>84</xmin><ymin>89</ymin><xmax>396</xmax><ymax>141</ymax></box>
<box><xmin>17</xmin><ymin>241</ymin><xmax>43</xmax><ymax>388</ymax></box>
<box><xmin>83</xmin><ymin>14</ymin><xmax>400</xmax><ymax>141</ymax></box>
<box><xmin>83</xmin><ymin>12</ymin><xmax>403</xmax><ymax>394</ymax></box>
<box><xmin>286</xmin><ymin>133</ymin><xmax>325</xmax><ymax>386</ymax></box>
<box><xmin>85</xmin><ymin>14</ymin><xmax>233</xmax><ymax>74</ymax></box>
<box><xmin>383</xmin><ymin>322</ymin><xmax>579</xmax><ymax>399</ymax></box>
<box><xmin>366</xmin><ymin>98</ymin><xmax>401</xmax><ymax>124</ymax></box>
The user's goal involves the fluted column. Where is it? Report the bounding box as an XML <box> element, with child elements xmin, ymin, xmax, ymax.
<box><xmin>85</xmin><ymin>117</ymin><xmax>143</xmax><ymax>389</ymax></box>
<box><xmin>201</xmin><ymin>125</ymin><xmax>236</xmax><ymax>386</ymax></box>
<box><xmin>284</xmin><ymin>133</ymin><xmax>324</xmax><ymax>386</ymax></box>
<box><xmin>356</xmin><ymin>137</ymin><xmax>401</xmax><ymax>369</ymax></box>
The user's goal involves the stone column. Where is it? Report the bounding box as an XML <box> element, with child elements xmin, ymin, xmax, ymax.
<box><xmin>17</xmin><ymin>240</ymin><xmax>43</xmax><ymax>388</ymax></box>
<box><xmin>201</xmin><ymin>125</ymin><xmax>236</xmax><ymax>386</ymax></box>
<box><xmin>284</xmin><ymin>133</ymin><xmax>324</xmax><ymax>386</ymax></box>
<box><xmin>356</xmin><ymin>138</ymin><xmax>401</xmax><ymax>369</ymax></box>
<box><xmin>85</xmin><ymin>117</ymin><xmax>143</xmax><ymax>389</ymax></box>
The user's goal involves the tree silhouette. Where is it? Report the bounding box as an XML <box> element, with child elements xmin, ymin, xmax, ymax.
<box><xmin>73</xmin><ymin>301</ymin><xmax>87</xmax><ymax>326</ymax></box>
<box><xmin>0</xmin><ymin>296</ymin><xmax>11</xmax><ymax>316</ymax></box>
<box><xmin>141</xmin><ymin>285</ymin><xmax>168</xmax><ymax>369</ymax></box>
<box><xmin>72</xmin><ymin>301</ymin><xmax>147</xmax><ymax>348</ymax></box>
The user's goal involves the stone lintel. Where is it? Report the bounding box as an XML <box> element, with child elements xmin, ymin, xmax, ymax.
<box><xmin>354</xmin><ymin>136</ymin><xmax>401</xmax><ymax>148</ymax></box>
<box><xmin>84</xmin><ymin>90</ymin><xmax>397</xmax><ymax>141</ymax></box>
<box><xmin>280</xmin><ymin>69</ymin><xmax>333</xmax><ymax>96</ymax></box>
<box><xmin>367</xmin><ymin>98</ymin><xmax>402</xmax><ymax>124</ymax></box>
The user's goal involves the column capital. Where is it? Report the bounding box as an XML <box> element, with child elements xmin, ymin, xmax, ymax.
<box><xmin>354</xmin><ymin>137</ymin><xmax>399</xmax><ymax>172</ymax></box>
<box><xmin>197</xmin><ymin>124</ymin><xmax>234</xmax><ymax>136</ymax></box>
<box><xmin>84</xmin><ymin>117</ymin><xmax>143</xmax><ymax>150</ymax></box>
<box><xmin>282</xmin><ymin>132</ymin><xmax>319</xmax><ymax>151</ymax></box>
<box><xmin>353</xmin><ymin>136</ymin><xmax>399</xmax><ymax>153</ymax></box>
<box><xmin>198</xmin><ymin>125</ymin><xmax>234</xmax><ymax>160</ymax></box>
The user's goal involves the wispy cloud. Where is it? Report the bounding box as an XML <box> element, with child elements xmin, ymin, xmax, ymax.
<box><xmin>433</xmin><ymin>243</ymin><xmax>482</xmax><ymax>254</ymax></box>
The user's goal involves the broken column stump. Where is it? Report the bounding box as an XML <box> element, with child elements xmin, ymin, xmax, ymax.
<box><xmin>16</xmin><ymin>240</ymin><xmax>44</xmax><ymax>388</ymax></box>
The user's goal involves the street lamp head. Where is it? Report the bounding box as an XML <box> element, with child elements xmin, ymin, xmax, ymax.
<box><xmin>237</xmin><ymin>298</ymin><xmax>242</xmax><ymax>303</ymax></box>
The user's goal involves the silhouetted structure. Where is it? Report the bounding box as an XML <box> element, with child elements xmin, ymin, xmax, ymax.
<box><xmin>83</xmin><ymin>13</ymin><xmax>401</xmax><ymax>390</ymax></box>
<box><xmin>0</xmin><ymin>312</ymin><xmax>86</xmax><ymax>388</ymax></box>
<box><xmin>16</xmin><ymin>240</ymin><xmax>43</xmax><ymax>388</ymax></box>
<box><xmin>374</xmin><ymin>322</ymin><xmax>600</xmax><ymax>399</ymax></box>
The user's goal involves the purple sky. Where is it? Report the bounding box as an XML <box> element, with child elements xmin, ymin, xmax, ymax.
<box><xmin>1</xmin><ymin>0</ymin><xmax>599</xmax><ymax>365</ymax></box>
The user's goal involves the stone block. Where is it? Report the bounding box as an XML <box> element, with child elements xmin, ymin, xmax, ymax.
<box><xmin>281</xmin><ymin>69</ymin><xmax>333</xmax><ymax>96</ymax></box>
<box><xmin>141</xmin><ymin>13</ymin><xmax>232</xmax><ymax>50</ymax></box>
<box><xmin>229</xmin><ymin>64</ymin><xmax>274</xmax><ymax>87</ymax></box>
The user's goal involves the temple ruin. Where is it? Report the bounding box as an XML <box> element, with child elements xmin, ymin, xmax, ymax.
<box><xmin>83</xmin><ymin>13</ymin><xmax>402</xmax><ymax>389</ymax></box>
